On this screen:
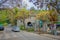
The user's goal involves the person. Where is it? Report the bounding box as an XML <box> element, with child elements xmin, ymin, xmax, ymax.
<box><xmin>38</xmin><ymin>20</ymin><xmax>43</xmax><ymax>32</ymax></box>
<box><xmin>39</xmin><ymin>20</ymin><xmax>43</xmax><ymax>28</ymax></box>
<box><xmin>50</xmin><ymin>22</ymin><xmax>57</xmax><ymax>35</ymax></box>
<box><xmin>53</xmin><ymin>23</ymin><xmax>57</xmax><ymax>35</ymax></box>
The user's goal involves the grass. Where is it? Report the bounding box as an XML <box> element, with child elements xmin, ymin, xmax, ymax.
<box><xmin>20</xmin><ymin>25</ymin><xmax>34</xmax><ymax>32</ymax></box>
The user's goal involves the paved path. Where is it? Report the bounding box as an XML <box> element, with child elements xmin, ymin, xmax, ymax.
<box><xmin>0</xmin><ymin>27</ymin><xmax>58</xmax><ymax>40</ymax></box>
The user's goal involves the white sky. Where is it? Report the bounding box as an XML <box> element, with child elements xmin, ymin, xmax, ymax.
<box><xmin>0</xmin><ymin>0</ymin><xmax>37</xmax><ymax>9</ymax></box>
<box><xmin>0</xmin><ymin>0</ymin><xmax>1</xmax><ymax>1</ymax></box>
<box><xmin>22</xmin><ymin>0</ymin><xmax>37</xmax><ymax>9</ymax></box>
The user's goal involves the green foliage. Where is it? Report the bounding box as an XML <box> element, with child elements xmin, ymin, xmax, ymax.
<box><xmin>3</xmin><ymin>23</ymin><xmax>8</xmax><ymax>26</ymax></box>
<box><xmin>20</xmin><ymin>25</ymin><xmax>34</xmax><ymax>32</ymax></box>
<box><xmin>13</xmin><ymin>7</ymin><xmax>19</xmax><ymax>14</ymax></box>
<box><xmin>15</xmin><ymin>8</ymin><xmax>29</xmax><ymax>19</ymax></box>
<box><xmin>0</xmin><ymin>10</ymin><xmax>8</xmax><ymax>23</ymax></box>
<box><xmin>27</xmin><ymin>28</ymin><xmax>34</xmax><ymax>32</ymax></box>
<box><xmin>20</xmin><ymin>25</ymin><xmax>25</xmax><ymax>30</ymax></box>
<box><xmin>56</xmin><ymin>22</ymin><xmax>60</xmax><ymax>24</ymax></box>
<box><xmin>57</xmin><ymin>27</ymin><xmax>60</xmax><ymax>31</ymax></box>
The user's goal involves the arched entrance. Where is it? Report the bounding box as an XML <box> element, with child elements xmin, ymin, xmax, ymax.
<box><xmin>27</xmin><ymin>22</ymin><xmax>32</xmax><ymax>27</ymax></box>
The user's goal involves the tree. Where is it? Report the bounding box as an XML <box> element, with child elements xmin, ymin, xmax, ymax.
<box><xmin>0</xmin><ymin>7</ymin><xmax>19</xmax><ymax>26</ymax></box>
<box><xmin>0</xmin><ymin>9</ymin><xmax>11</xmax><ymax>25</ymax></box>
<box><xmin>29</xmin><ymin>0</ymin><xmax>60</xmax><ymax>13</ymax></box>
<box><xmin>0</xmin><ymin>10</ymin><xmax>8</xmax><ymax>22</ymax></box>
<box><xmin>47</xmin><ymin>0</ymin><xmax>59</xmax><ymax>23</ymax></box>
<box><xmin>15</xmin><ymin>8</ymin><xmax>29</xmax><ymax>28</ymax></box>
<box><xmin>0</xmin><ymin>0</ymin><xmax>21</xmax><ymax>26</ymax></box>
<box><xmin>36</xmin><ymin>10</ymin><xmax>49</xmax><ymax>32</ymax></box>
<box><xmin>36</xmin><ymin>10</ymin><xmax>49</xmax><ymax>21</ymax></box>
<box><xmin>47</xmin><ymin>0</ymin><xmax>60</xmax><ymax>14</ymax></box>
<box><xmin>48</xmin><ymin>10</ymin><xmax>58</xmax><ymax>23</ymax></box>
<box><xmin>8</xmin><ymin>7</ymin><xmax>20</xmax><ymax>26</ymax></box>
<box><xmin>36</xmin><ymin>10</ymin><xmax>58</xmax><ymax>32</ymax></box>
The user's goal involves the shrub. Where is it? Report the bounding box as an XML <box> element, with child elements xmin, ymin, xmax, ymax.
<box><xmin>20</xmin><ymin>25</ymin><xmax>25</xmax><ymax>30</ymax></box>
<box><xmin>27</xmin><ymin>27</ymin><xmax>34</xmax><ymax>32</ymax></box>
<box><xmin>3</xmin><ymin>23</ymin><xmax>8</xmax><ymax>26</ymax></box>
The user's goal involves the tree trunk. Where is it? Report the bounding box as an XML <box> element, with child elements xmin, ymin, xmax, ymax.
<box><xmin>23</xmin><ymin>19</ymin><xmax>26</xmax><ymax>29</ymax></box>
<box><xmin>34</xmin><ymin>23</ymin><xmax>37</xmax><ymax>31</ymax></box>
<box><xmin>38</xmin><ymin>26</ymin><xmax>40</xmax><ymax>34</ymax></box>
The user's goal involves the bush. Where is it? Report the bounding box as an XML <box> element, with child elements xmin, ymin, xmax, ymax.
<box><xmin>27</xmin><ymin>28</ymin><xmax>34</xmax><ymax>32</ymax></box>
<box><xmin>3</xmin><ymin>23</ymin><xmax>8</xmax><ymax>26</ymax></box>
<box><xmin>57</xmin><ymin>27</ymin><xmax>60</xmax><ymax>31</ymax></box>
<box><xmin>20</xmin><ymin>25</ymin><xmax>25</xmax><ymax>30</ymax></box>
<box><xmin>20</xmin><ymin>25</ymin><xmax>34</xmax><ymax>32</ymax></box>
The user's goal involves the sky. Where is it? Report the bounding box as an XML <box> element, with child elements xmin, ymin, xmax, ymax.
<box><xmin>0</xmin><ymin>0</ymin><xmax>37</xmax><ymax>9</ymax></box>
<box><xmin>22</xmin><ymin>0</ymin><xmax>37</xmax><ymax>9</ymax></box>
<box><xmin>0</xmin><ymin>0</ymin><xmax>47</xmax><ymax>10</ymax></box>
<box><xmin>22</xmin><ymin>0</ymin><xmax>48</xmax><ymax>10</ymax></box>
<box><xmin>0</xmin><ymin>0</ymin><xmax>1</xmax><ymax>1</ymax></box>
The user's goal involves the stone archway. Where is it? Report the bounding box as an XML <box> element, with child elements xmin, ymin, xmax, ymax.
<box><xmin>27</xmin><ymin>22</ymin><xmax>32</xmax><ymax>26</ymax></box>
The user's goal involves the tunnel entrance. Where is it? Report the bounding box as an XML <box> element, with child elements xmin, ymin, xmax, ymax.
<box><xmin>27</xmin><ymin>22</ymin><xmax>32</xmax><ymax>26</ymax></box>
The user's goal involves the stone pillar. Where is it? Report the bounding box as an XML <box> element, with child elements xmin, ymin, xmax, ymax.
<box><xmin>17</xmin><ymin>20</ymin><xmax>21</xmax><ymax>27</ymax></box>
<box><xmin>42</xmin><ymin>22</ymin><xmax>48</xmax><ymax>32</ymax></box>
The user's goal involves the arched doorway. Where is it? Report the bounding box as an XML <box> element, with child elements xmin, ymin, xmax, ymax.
<box><xmin>27</xmin><ymin>22</ymin><xmax>32</xmax><ymax>27</ymax></box>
